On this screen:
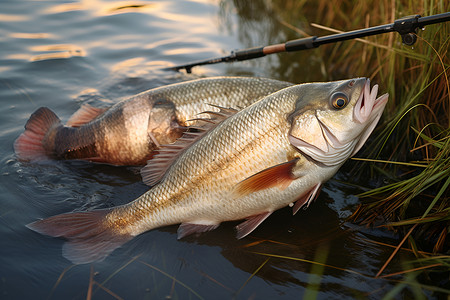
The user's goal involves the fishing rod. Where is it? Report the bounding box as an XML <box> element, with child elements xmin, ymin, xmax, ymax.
<box><xmin>169</xmin><ymin>12</ymin><xmax>450</xmax><ymax>73</ymax></box>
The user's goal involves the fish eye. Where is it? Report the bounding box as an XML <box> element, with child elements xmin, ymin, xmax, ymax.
<box><xmin>331</xmin><ymin>93</ymin><xmax>348</xmax><ymax>109</ymax></box>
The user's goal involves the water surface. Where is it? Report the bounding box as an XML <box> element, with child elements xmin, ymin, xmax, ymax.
<box><xmin>0</xmin><ymin>0</ymin><xmax>440</xmax><ymax>299</ymax></box>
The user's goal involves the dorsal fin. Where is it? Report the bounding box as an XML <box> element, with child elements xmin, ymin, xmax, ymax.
<box><xmin>66</xmin><ymin>104</ymin><xmax>108</xmax><ymax>127</ymax></box>
<box><xmin>140</xmin><ymin>105</ymin><xmax>238</xmax><ymax>186</ymax></box>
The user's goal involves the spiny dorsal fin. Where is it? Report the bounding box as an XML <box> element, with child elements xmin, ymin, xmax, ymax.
<box><xmin>196</xmin><ymin>104</ymin><xmax>238</xmax><ymax>122</ymax></box>
<box><xmin>66</xmin><ymin>104</ymin><xmax>108</xmax><ymax>127</ymax></box>
<box><xmin>140</xmin><ymin>105</ymin><xmax>238</xmax><ymax>186</ymax></box>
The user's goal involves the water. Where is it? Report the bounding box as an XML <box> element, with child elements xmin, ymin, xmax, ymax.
<box><xmin>0</xmin><ymin>1</ymin><xmax>442</xmax><ymax>299</ymax></box>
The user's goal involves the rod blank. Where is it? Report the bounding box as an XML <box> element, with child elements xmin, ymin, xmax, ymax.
<box><xmin>169</xmin><ymin>12</ymin><xmax>450</xmax><ymax>73</ymax></box>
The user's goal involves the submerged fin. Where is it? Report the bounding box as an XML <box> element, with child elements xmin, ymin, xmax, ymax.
<box><xmin>292</xmin><ymin>183</ymin><xmax>321</xmax><ymax>215</ymax></box>
<box><xmin>177</xmin><ymin>223</ymin><xmax>219</xmax><ymax>239</ymax></box>
<box><xmin>27</xmin><ymin>209</ymin><xmax>133</xmax><ymax>264</ymax></box>
<box><xmin>236</xmin><ymin>212</ymin><xmax>272</xmax><ymax>239</ymax></box>
<box><xmin>141</xmin><ymin>105</ymin><xmax>238</xmax><ymax>186</ymax></box>
<box><xmin>233</xmin><ymin>159</ymin><xmax>299</xmax><ymax>197</ymax></box>
<box><xmin>14</xmin><ymin>107</ymin><xmax>61</xmax><ymax>161</ymax></box>
<box><xmin>66</xmin><ymin>104</ymin><xmax>108</xmax><ymax>127</ymax></box>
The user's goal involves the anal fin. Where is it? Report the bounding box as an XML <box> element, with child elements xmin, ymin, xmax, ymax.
<box><xmin>236</xmin><ymin>211</ymin><xmax>272</xmax><ymax>239</ymax></box>
<box><xmin>177</xmin><ymin>223</ymin><xmax>219</xmax><ymax>239</ymax></box>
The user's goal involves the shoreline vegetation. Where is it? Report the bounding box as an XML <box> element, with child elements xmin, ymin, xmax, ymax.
<box><xmin>278</xmin><ymin>0</ymin><xmax>449</xmax><ymax>295</ymax></box>
<box><xmin>219</xmin><ymin>0</ymin><xmax>449</xmax><ymax>297</ymax></box>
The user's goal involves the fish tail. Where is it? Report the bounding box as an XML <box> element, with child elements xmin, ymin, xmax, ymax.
<box><xmin>14</xmin><ymin>107</ymin><xmax>61</xmax><ymax>161</ymax></box>
<box><xmin>27</xmin><ymin>208</ymin><xmax>133</xmax><ymax>264</ymax></box>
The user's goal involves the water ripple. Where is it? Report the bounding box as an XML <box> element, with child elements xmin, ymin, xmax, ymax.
<box><xmin>45</xmin><ymin>1</ymin><xmax>160</xmax><ymax>16</ymax></box>
<box><xmin>29</xmin><ymin>44</ymin><xmax>86</xmax><ymax>62</ymax></box>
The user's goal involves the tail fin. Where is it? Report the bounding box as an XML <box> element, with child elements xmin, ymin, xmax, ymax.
<box><xmin>14</xmin><ymin>107</ymin><xmax>61</xmax><ymax>161</ymax></box>
<box><xmin>27</xmin><ymin>209</ymin><xmax>133</xmax><ymax>264</ymax></box>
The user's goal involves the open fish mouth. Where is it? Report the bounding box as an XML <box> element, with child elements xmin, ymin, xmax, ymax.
<box><xmin>289</xmin><ymin>78</ymin><xmax>389</xmax><ymax>165</ymax></box>
<box><xmin>353</xmin><ymin>78</ymin><xmax>389</xmax><ymax>124</ymax></box>
<box><xmin>351</xmin><ymin>79</ymin><xmax>389</xmax><ymax>155</ymax></box>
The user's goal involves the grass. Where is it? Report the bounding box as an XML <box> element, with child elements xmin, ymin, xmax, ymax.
<box><xmin>295</xmin><ymin>0</ymin><xmax>450</xmax><ymax>253</ymax></box>
<box><xmin>272</xmin><ymin>0</ymin><xmax>449</xmax><ymax>297</ymax></box>
<box><xmin>243</xmin><ymin>237</ymin><xmax>450</xmax><ymax>298</ymax></box>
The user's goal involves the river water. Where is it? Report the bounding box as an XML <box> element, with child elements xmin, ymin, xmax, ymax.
<box><xmin>0</xmin><ymin>0</ymin><xmax>444</xmax><ymax>299</ymax></box>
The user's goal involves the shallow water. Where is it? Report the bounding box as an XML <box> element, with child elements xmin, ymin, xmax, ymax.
<box><xmin>0</xmin><ymin>1</ymin><xmax>444</xmax><ymax>299</ymax></box>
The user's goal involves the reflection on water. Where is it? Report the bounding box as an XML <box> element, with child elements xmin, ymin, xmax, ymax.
<box><xmin>45</xmin><ymin>0</ymin><xmax>159</xmax><ymax>16</ymax></box>
<box><xmin>10</xmin><ymin>32</ymin><xmax>53</xmax><ymax>39</ymax></box>
<box><xmin>0</xmin><ymin>0</ymin><xmax>446</xmax><ymax>299</ymax></box>
<box><xmin>29</xmin><ymin>44</ymin><xmax>86</xmax><ymax>62</ymax></box>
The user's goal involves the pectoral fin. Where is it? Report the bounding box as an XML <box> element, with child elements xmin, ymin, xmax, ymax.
<box><xmin>233</xmin><ymin>159</ymin><xmax>299</xmax><ymax>197</ymax></box>
<box><xmin>236</xmin><ymin>211</ymin><xmax>272</xmax><ymax>239</ymax></box>
<box><xmin>292</xmin><ymin>183</ymin><xmax>321</xmax><ymax>215</ymax></box>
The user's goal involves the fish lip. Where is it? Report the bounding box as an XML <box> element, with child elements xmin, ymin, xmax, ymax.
<box><xmin>373</xmin><ymin>93</ymin><xmax>389</xmax><ymax>111</ymax></box>
<box><xmin>349</xmin><ymin>92</ymin><xmax>388</xmax><ymax>156</ymax></box>
<box><xmin>353</xmin><ymin>79</ymin><xmax>388</xmax><ymax>124</ymax></box>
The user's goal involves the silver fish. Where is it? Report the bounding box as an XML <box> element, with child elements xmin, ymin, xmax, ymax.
<box><xmin>27</xmin><ymin>77</ymin><xmax>388</xmax><ymax>264</ymax></box>
<box><xmin>14</xmin><ymin>76</ymin><xmax>292</xmax><ymax>165</ymax></box>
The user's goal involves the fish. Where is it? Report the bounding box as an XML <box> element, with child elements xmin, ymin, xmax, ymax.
<box><xmin>27</xmin><ymin>77</ymin><xmax>388</xmax><ymax>264</ymax></box>
<box><xmin>14</xmin><ymin>76</ymin><xmax>293</xmax><ymax>165</ymax></box>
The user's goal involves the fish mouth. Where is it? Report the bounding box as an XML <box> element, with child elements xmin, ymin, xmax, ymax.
<box><xmin>289</xmin><ymin>78</ymin><xmax>389</xmax><ymax>166</ymax></box>
<box><xmin>350</xmin><ymin>79</ymin><xmax>389</xmax><ymax>155</ymax></box>
<box><xmin>353</xmin><ymin>78</ymin><xmax>389</xmax><ymax>124</ymax></box>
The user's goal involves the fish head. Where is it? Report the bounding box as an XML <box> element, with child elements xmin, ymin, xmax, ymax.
<box><xmin>288</xmin><ymin>78</ymin><xmax>388</xmax><ymax>166</ymax></box>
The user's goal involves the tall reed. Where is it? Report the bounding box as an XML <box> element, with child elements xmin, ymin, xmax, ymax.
<box><xmin>307</xmin><ymin>0</ymin><xmax>449</xmax><ymax>254</ymax></box>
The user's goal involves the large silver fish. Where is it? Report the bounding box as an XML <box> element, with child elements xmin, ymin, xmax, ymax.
<box><xmin>27</xmin><ymin>77</ymin><xmax>388</xmax><ymax>264</ymax></box>
<box><xmin>14</xmin><ymin>77</ymin><xmax>292</xmax><ymax>165</ymax></box>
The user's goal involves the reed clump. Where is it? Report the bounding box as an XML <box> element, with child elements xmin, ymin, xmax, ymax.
<box><xmin>304</xmin><ymin>0</ymin><xmax>449</xmax><ymax>255</ymax></box>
